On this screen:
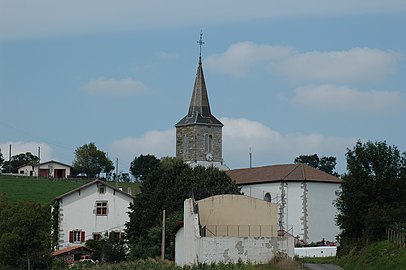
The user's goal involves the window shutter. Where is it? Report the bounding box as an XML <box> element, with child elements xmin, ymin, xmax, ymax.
<box><xmin>81</xmin><ymin>231</ymin><xmax>85</xmax><ymax>242</ymax></box>
<box><xmin>120</xmin><ymin>232</ymin><xmax>125</xmax><ymax>241</ymax></box>
<box><xmin>69</xmin><ymin>231</ymin><xmax>74</xmax><ymax>243</ymax></box>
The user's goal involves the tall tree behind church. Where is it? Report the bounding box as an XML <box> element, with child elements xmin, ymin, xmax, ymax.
<box><xmin>335</xmin><ymin>140</ymin><xmax>406</xmax><ymax>253</ymax></box>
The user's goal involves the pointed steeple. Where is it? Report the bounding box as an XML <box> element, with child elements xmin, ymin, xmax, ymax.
<box><xmin>175</xmin><ymin>33</ymin><xmax>223</xmax><ymax>127</ymax></box>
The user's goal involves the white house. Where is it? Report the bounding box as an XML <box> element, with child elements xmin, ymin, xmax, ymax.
<box><xmin>53</xmin><ymin>179</ymin><xmax>134</xmax><ymax>250</ymax></box>
<box><xmin>227</xmin><ymin>164</ymin><xmax>341</xmax><ymax>244</ymax></box>
<box><xmin>175</xmin><ymin>195</ymin><xmax>294</xmax><ymax>266</ymax></box>
<box><xmin>18</xmin><ymin>160</ymin><xmax>72</xmax><ymax>178</ymax></box>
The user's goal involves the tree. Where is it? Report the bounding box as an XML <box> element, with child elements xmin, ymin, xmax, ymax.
<box><xmin>86</xmin><ymin>233</ymin><xmax>127</xmax><ymax>263</ymax></box>
<box><xmin>129</xmin><ymin>154</ymin><xmax>160</xmax><ymax>181</ymax></box>
<box><xmin>0</xmin><ymin>193</ymin><xmax>51</xmax><ymax>269</ymax></box>
<box><xmin>126</xmin><ymin>158</ymin><xmax>241</xmax><ymax>259</ymax></box>
<box><xmin>294</xmin><ymin>154</ymin><xmax>338</xmax><ymax>176</ymax></box>
<box><xmin>0</xmin><ymin>151</ymin><xmax>4</xmax><ymax>171</ymax></box>
<box><xmin>335</xmin><ymin>141</ymin><xmax>406</xmax><ymax>251</ymax></box>
<box><xmin>72</xmin><ymin>143</ymin><xmax>114</xmax><ymax>178</ymax></box>
<box><xmin>1</xmin><ymin>152</ymin><xmax>39</xmax><ymax>173</ymax></box>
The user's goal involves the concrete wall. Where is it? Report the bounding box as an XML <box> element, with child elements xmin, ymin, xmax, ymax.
<box><xmin>197</xmin><ymin>195</ymin><xmax>278</xmax><ymax>237</ymax></box>
<box><xmin>56</xmin><ymin>183</ymin><xmax>133</xmax><ymax>249</ymax></box>
<box><xmin>175</xmin><ymin>197</ymin><xmax>294</xmax><ymax>266</ymax></box>
<box><xmin>198</xmin><ymin>236</ymin><xmax>294</xmax><ymax>264</ymax></box>
<box><xmin>294</xmin><ymin>246</ymin><xmax>337</xmax><ymax>258</ymax></box>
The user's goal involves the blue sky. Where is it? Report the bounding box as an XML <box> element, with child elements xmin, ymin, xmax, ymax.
<box><xmin>1</xmin><ymin>1</ymin><xmax>405</xmax><ymax>174</ymax></box>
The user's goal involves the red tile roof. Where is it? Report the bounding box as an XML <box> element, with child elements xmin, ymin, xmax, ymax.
<box><xmin>227</xmin><ymin>163</ymin><xmax>341</xmax><ymax>185</ymax></box>
<box><xmin>52</xmin><ymin>245</ymin><xmax>93</xmax><ymax>257</ymax></box>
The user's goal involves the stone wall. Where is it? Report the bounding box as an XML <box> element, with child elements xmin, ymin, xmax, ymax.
<box><xmin>176</xmin><ymin>124</ymin><xmax>222</xmax><ymax>162</ymax></box>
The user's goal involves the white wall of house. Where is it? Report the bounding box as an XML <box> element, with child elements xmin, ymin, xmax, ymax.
<box><xmin>240</xmin><ymin>181</ymin><xmax>340</xmax><ymax>244</ymax></box>
<box><xmin>56</xmin><ymin>181</ymin><xmax>133</xmax><ymax>249</ymax></box>
<box><xmin>36</xmin><ymin>161</ymin><xmax>71</xmax><ymax>178</ymax></box>
<box><xmin>175</xmin><ymin>198</ymin><xmax>294</xmax><ymax>266</ymax></box>
<box><xmin>18</xmin><ymin>165</ymin><xmax>35</xmax><ymax>176</ymax></box>
<box><xmin>294</xmin><ymin>246</ymin><xmax>337</xmax><ymax>258</ymax></box>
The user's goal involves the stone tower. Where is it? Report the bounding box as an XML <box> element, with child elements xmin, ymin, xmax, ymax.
<box><xmin>175</xmin><ymin>36</ymin><xmax>228</xmax><ymax>170</ymax></box>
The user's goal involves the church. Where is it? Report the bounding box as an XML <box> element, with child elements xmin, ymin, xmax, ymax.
<box><xmin>175</xmin><ymin>35</ymin><xmax>341</xmax><ymax>244</ymax></box>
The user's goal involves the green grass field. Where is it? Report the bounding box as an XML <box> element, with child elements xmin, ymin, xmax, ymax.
<box><xmin>0</xmin><ymin>175</ymin><xmax>140</xmax><ymax>205</ymax></box>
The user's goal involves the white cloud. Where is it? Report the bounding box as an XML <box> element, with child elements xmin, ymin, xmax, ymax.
<box><xmin>82</xmin><ymin>77</ymin><xmax>147</xmax><ymax>95</ymax></box>
<box><xmin>221</xmin><ymin>117</ymin><xmax>356</xmax><ymax>171</ymax></box>
<box><xmin>273</xmin><ymin>48</ymin><xmax>401</xmax><ymax>82</ymax></box>
<box><xmin>206</xmin><ymin>43</ymin><xmax>401</xmax><ymax>83</ymax></box>
<box><xmin>0</xmin><ymin>141</ymin><xmax>55</xmax><ymax>162</ymax></box>
<box><xmin>108</xmin><ymin>117</ymin><xmax>356</xmax><ymax>173</ymax></box>
<box><xmin>108</xmin><ymin>129</ymin><xmax>175</xmax><ymax>171</ymax></box>
<box><xmin>293</xmin><ymin>84</ymin><xmax>404</xmax><ymax>112</ymax></box>
<box><xmin>206</xmin><ymin>42</ymin><xmax>294</xmax><ymax>76</ymax></box>
<box><xmin>1</xmin><ymin>1</ymin><xmax>405</xmax><ymax>41</ymax></box>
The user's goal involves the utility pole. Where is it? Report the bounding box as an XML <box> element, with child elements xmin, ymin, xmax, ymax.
<box><xmin>38</xmin><ymin>146</ymin><xmax>41</xmax><ymax>177</ymax></box>
<box><xmin>249</xmin><ymin>147</ymin><xmax>252</xmax><ymax>168</ymax></box>
<box><xmin>116</xmin><ymin>158</ymin><xmax>118</xmax><ymax>188</ymax></box>
<box><xmin>9</xmin><ymin>144</ymin><xmax>11</xmax><ymax>173</ymax></box>
<box><xmin>161</xmin><ymin>210</ymin><xmax>166</xmax><ymax>260</ymax></box>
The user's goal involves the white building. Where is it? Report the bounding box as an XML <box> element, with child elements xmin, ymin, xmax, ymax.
<box><xmin>53</xmin><ymin>179</ymin><xmax>134</xmax><ymax>249</ymax></box>
<box><xmin>175</xmin><ymin>195</ymin><xmax>294</xmax><ymax>266</ymax></box>
<box><xmin>227</xmin><ymin>164</ymin><xmax>341</xmax><ymax>244</ymax></box>
<box><xmin>18</xmin><ymin>160</ymin><xmax>72</xmax><ymax>178</ymax></box>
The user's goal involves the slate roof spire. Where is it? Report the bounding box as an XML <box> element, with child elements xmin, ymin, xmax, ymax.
<box><xmin>175</xmin><ymin>32</ymin><xmax>223</xmax><ymax>127</ymax></box>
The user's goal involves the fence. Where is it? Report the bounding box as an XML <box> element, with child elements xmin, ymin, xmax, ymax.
<box><xmin>387</xmin><ymin>223</ymin><xmax>406</xmax><ymax>248</ymax></box>
<box><xmin>203</xmin><ymin>225</ymin><xmax>293</xmax><ymax>238</ymax></box>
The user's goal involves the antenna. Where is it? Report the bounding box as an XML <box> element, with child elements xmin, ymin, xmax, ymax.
<box><xmin>197</xmin><ymin>30</ymin><xmax>205</xmax><ymax>61</ymax></box>
<box><xmin>249</xmin><ymin>147</ymin><xmax>252</xmax><ymax>168</ymax></box>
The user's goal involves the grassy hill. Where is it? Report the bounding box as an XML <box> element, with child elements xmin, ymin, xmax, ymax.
<box><xmin>300</xmin><ymin>240</ymin><xmax>406</xmax><ymax>270</ymax></box>
<box><xmin>338</xmin><ymin>240</ymin><xmax>406</xmax><ymax>270</ymax></box>
<box><xmin>0</xmin><ymin>175</ymin><xmax>140</xmax><ymax>205</ymax></box>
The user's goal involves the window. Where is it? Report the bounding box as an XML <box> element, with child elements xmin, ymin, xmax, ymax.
<box><xmin>98</xmin><ymin>184</ymin><xmax>105</xmax><ymax>194</ymax></box>
<box><xmin>264</xmin><ymin>192</ymin><xmax>272</xmax><ymax>202</ymax></box>
<box><xmin>183</xmin><ymin>135</ymin><xmax>189</xmax><ymax>157</ymax></box>
<box><xmin>96</xmin><ymin>201</ymin><xmax>108</xmax><ymax>215</ymax></box>
<box><xmin>69</xmin><ymin>230</ymin><xmax>85</xmax><ymax>243</ymax></box>
<box><xmin>93</xmin><ymin>233</ymin><xmax>102</xmax><ymax>241</ymax></box>
<box><xmin>204</xmin><ymin>134</ymin><xmax>213</xmax><ymax>153</ymax></box>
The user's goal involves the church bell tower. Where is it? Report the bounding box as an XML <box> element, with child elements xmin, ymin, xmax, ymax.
<box><xmin>175</xmin><ymin>33</ymin><xmax>228</xmax><ymax>170</ymax></box>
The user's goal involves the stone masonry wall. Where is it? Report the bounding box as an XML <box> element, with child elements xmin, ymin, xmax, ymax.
<box><xmin>176</xmin><ymin>125</ymin><xmax>222</xmax><ymax>162</ymax></box>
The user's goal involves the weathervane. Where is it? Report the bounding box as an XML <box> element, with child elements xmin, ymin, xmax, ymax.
<box><xmin>197</xmin><ymin>31</ymin><xmax>205</xmax><ymax>61</ymax></box>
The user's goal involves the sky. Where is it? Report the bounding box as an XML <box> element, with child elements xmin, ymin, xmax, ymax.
<box><xmin>1</xmin><ymin>0</ymin><xmax>405</xmax><ymax>175</ymax></box>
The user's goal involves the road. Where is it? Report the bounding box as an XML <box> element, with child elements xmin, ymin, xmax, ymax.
<box><xmin>304</xmin><ymin>263</ymin><xmax>344</xmax><ymax>270</ymax></box>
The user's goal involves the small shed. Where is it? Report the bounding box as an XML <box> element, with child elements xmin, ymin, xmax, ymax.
<box><xmin>52</xmin><ymin>246</ymin><xmax>93</xmax><ymax>265</ymax></box>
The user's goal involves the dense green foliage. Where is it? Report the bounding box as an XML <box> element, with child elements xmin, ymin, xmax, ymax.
<box><xmin>335</xmin><ymin>141</ymin><xmax>406</xmax><ymax>251</ymax></box>
<box><xmin>294</xmin><ymin>154</ymin><xmax>338</xmax><ymax>176</ymax></box>
<box><xmin>72</xmin><ymin>143</ymin><xmax>114</xmax><ymax>178</ymax></box>
<box><xmin>0</xmin><ymin>192</ymin><xmax>51</xmax><ymax>269</ymax></box>
<box><xmin>126</xmin><ymin>157</ymin><xmax>241</xmax><ymax>260</ymax></box>
<box><xmin>130</xmin><ymin>154</ymin><xmax>161</xmax><ymax>180</ymax></box>
<box><xmin>0</xmin><ymin>151</ymin><xmax>4</xmax><ymax>170</ymax></box>
<box><xmin>86</xmin><ymin>234</ymin><xmax>127</xmax><ymax>263</ymax></box>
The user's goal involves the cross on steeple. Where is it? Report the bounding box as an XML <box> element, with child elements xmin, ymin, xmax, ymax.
<box><xmin>197</xmin><ymin>31</ymin><xmax>205</xmax><ymax>62</ymax></box>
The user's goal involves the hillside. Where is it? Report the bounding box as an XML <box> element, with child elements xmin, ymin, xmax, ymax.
<box><xmin>338</xmin><ymin>240</ymin><xmax>406</xmax><ymax>270</ymax></box>
<box><xmin>0</xmin><ymin>175</ymin><xmax>140</xmax><ymax>205</ymax></box>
